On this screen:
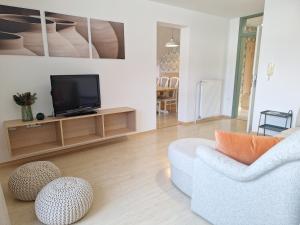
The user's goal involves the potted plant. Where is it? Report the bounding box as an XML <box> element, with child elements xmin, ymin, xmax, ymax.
<box><xmin>13</xmin><ymin>92</ymin><xmax>37</xmax><ymax>121</ymax></box>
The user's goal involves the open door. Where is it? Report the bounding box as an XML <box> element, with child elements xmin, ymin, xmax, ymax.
<box><xmin>247</xmin><ymin>25</ymin><xmax>262</xmax><ymax>132</ymax></box>
<box><xmin>232</xmin><ymin>14</ymin><xmax>263</xmax><ymax>128</ymax></box>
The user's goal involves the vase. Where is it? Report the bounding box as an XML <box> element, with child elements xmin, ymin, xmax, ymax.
<box><xmin>52</xmin><ymin>18</ymin><xmax>90</xmax><ymax>58</ymax></box>
<box><xmin>0</xmin><ymin>31</ymin><xmax>36</xmax><ymax>56</ymax></box>
<box><xmin>0</xmin><ymin>14</ymin><xmax>45</xmax><ymax>56</ymax></box>
<box><xmin>21</xmin><ymin>105</ymin><xmax>33</xmax><ymax>122</ymax></box>
<box><xmin>46</xmin><ymin>20</ymin><xmax>80</xmax><ymax>57</ymax></box>
<box><xmin>90</xmin><ymin>19</ymin><xmax>119</xmax><ymax>58</ymax></box>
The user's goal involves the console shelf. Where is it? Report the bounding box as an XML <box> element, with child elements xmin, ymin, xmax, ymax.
<box><xmin>4</xmin><ymin>107</ymin><xmax>136</xmax><ymax>161</ymax></box>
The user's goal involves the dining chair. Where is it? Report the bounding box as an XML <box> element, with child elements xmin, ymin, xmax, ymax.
<box><xmin>156</xmin><ymin>100</ymin><xmax>161</xmax><ymax>115</ymax></box>
<box><xmin>156</xmin><ymin>77</ymin><xmax>160</xmax><ymax>86</ymax></box>
<box><xmin>169</xmin><ymin>77</ymin><xmax>179</xmax><ymax>89</ymax></box>
<box><xmin>161</xmin><ymin>77</ymin><xmax>179</xmax><ymax>113</ymax></box>
<box><xmin>156</xmin><ymin>77</ymin><xmax>165</xmax><ymax>114</ymax></box>
<box><xmin>159</xmin><ymin>77</ymin><xmax>169</xmax><ymax>87</ymax></box>
<box><xmin>162</xmin><ymin>77</ymin><xmax>179</xmax><ymax>112</ymax></box>
<box><xmin>161</xmin><ymin>89</ymin><xmax>178</xmax><ymax>112</ymax></box>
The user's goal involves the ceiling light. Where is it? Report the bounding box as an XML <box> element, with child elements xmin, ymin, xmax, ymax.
<box><xmin>165</xmin><ymin>30</ymin><xmax>179</xmax><ymax>48</ymax></box>
<box><xmin>165</xmin><ymin>38</ymin><xmax>179</xmax><ymax>48</ymax></box>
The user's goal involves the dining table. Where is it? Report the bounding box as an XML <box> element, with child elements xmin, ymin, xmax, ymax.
<box><xmin>156</xmin><ymin>87</ymin><xmax>177</xmax><ymax>95</ymax></box>
<box><xmin>156</xmin><ymin>86</ymin><xmax>178</xmax><ymax>114</ymax></box>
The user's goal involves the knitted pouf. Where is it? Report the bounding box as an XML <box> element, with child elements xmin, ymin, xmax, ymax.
<box><xmin>35</xmin><ymin>177</ymin><xmax>93</xmax><ymax>225</ymax></box>
<box><xmin>8</xmin><ymin>161</ymin><xmax>61</xmax><ymax>201</ymax></box>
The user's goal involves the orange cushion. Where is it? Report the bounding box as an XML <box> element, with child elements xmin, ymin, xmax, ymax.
<box><xmin>215</xmin><ymin>130</ymin><xmax>282</xmax><ymax>165</ymax></box>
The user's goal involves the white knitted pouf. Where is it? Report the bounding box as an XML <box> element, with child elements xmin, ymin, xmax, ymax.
<box><xmin>35</xmin><ymin>177</ymin><xmax>93</xmax><ymax>225</ymax></box>
<box><xmin>8</xmin><ymin>161</ymin><xmax>61</xmax><ymax>201</ymax></box>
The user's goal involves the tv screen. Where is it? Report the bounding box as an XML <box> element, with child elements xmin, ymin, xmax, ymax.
<box><xmin>50</xmin><ymin>74</ymin><xmax>101</xmax><ymax>116</ymax></box>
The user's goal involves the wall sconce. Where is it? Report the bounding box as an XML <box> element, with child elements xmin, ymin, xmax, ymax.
<box><xmin>267</xmin><ymin>63</ymin><xmax>275</xmax><ymax>80</ymax></box>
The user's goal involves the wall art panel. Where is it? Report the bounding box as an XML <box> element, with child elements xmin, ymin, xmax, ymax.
<box><xmin>0</xmin><ymin>4</ymin><xmax>44</xmax><ymax>56</ymax></box>
<box><xmin>90</xmin><ymin>19</ymin><xmax>125</xmax><ymax>59</ymax></box>
<box><xmin>45</xmin><ymin>12</ymin><xmax>89</xmax><ymax>58</ymax></box>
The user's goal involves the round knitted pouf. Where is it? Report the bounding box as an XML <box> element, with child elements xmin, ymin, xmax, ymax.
<box><xmin>35</xmin><ymin>177</ymin><xmax>93</xmax><ymax>225</ymax></box>
<box><xmin>8</xmin><ymin>161</ymin><xmax>61</xmax><ymax>201</ymax></box>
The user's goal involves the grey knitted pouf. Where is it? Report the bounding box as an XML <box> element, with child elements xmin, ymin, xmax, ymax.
<box><xmin>35</xmin><ymin>177</ymin><xmax>93</xmax><ymax>225</ymax></box>
<box><xmin>8</xmin><ymin>161</ymin><xmax>61</xmax><ymax>201</ymax></box>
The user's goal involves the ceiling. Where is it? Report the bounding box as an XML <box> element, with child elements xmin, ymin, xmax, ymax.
<box><xmin>150</xmin><ymin>0</ymin><xmax>265</xmax><ymax>18</ymax></box>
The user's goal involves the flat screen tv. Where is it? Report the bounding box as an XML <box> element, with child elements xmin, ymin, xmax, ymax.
<box><xmin>50</xmin><ymin>74</ymin><xmax>101</xmax><ymax>117</ymax></box>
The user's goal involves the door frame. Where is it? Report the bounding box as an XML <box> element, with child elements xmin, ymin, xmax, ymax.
<box><xmin>156</xmin><ymin>22</ymin><xmax>190</xmax><ymax>128</ymax></box>
<box><xmin>231</xmin><ymin>13</ymin><xmax>264</xmax><ymax>118</ymax></box>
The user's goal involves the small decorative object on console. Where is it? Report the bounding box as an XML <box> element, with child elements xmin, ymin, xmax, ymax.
<box><xmin>36</xmin><ymin>112</ymin><xmax>45</xmax><ymax>121</ymax></box>
<box><xmin>13</xmin><ymin>92</ymin><xmax>37</xmax><ymax>121</ymax></box>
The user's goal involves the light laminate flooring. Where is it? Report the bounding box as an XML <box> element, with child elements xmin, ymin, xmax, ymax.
<box><xmin>157</xmin><ymin>112</ymin><xmax>179</xmax><ymax>129</ymax></box>
<box><xmin>0</xmin><ymin>118</ymin><xmax>246</xmax><ymax>225</ymax></box>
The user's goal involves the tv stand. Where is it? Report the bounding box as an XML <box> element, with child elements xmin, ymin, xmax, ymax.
<box><xmin>3</xmin><ymin>107</ymin><xmax>136</xmax><ymax>162</ymax></box>
<box><xmin>64</xmin><ymin>109</ymin><xmax>97</xmax><ymax>117</ymax></box>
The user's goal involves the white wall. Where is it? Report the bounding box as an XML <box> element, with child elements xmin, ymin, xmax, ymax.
<box><xmin>222</xmin><ymin>18</ymin><xmax>240</xmax><ymax>116</ymax></box>
<box><xmin>182</xmin><ymin>17</ymin><xmax>229</xmax><ymax>122</ymax></box>
<box><xmin>252</xmin><ymin>0</ymin><xmax>300</xmax><ymax>131</ymax></box>
<box><xmin>0</xmin><ymin>0</ymin><xmax>229</xmax><ymax>162</ymax></box>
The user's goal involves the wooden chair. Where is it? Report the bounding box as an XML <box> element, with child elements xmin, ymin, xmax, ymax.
<box><xmin>169</xmin><ymin>77</ymin><xmax>179</xmax><ymax>89</ymax></box>
<box><xmin>156</xmin><ymin>77</ymin><xmax>160</xmax><ymax>86</ymax></box>
<box><xmin>156</xmin><ymin>100</ymin><xmax>161</xmax><ymax>115</ymax></box>
<box><xmin>161</xmin><ymin>89</ymin><xmax>178</xmax><ymax>112</ymax></box>
<box><xmin>161</xmin><ymin>77</ymin><xmax>179</xmax><ymax>112</ymax></box>
<box><xmin>160</xmin><ymin>77</ymin><xmax>179</xmax><ymax>113</ymax></box>
<box><xmin>157</xmin><ymin>77</ymin><xmax>178</xmax><ymax>114</ymax></box>
<box><xmin>158</xmin><ymin>77</ymin><xmax>169</xmax><ymax>87</ymax></box>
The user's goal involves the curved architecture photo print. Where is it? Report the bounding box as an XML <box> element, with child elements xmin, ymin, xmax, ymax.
<box><xmin>0</xmin><ymin>4</ymin><xmax>44</xmax><ymax>56</ymax></box>
<box><xmin>45</xmin><ymin>12</ymin><xmax>90</xmax><ymax>58</ymax></box>
<box><xmin>90</xmin><ymin>19</ymin><xmax>125</xmax><ymax>59</ymax></box>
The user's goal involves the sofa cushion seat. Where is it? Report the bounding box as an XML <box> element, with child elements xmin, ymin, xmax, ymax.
<box><xmin>168</xmin><ymin>138</ymin><xmax>215</xmax><ymax>196</ymax></box>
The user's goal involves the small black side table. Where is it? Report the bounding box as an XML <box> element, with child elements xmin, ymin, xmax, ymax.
<box><xmin>257</xmin><ymin>110</ymin><xmax>293</xmax><ymax>136</ymax></box>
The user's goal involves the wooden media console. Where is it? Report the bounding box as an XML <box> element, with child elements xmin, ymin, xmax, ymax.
<box><xmin>4</xmin><ymin>107</ymin><xmax>136</xmax><ymax>161</ymax></box>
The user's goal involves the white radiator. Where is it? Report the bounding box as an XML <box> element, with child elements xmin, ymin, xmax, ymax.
<box><xmin>195</xmin><ymin>79</ymin><xmax>222</xmax><ymax>121</ymax></box>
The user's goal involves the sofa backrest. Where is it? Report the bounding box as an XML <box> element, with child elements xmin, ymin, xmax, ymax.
<box><xmin>248</xmin><ymin>129</ymin><xmax>300</xmax><ymax>176</ymax></box>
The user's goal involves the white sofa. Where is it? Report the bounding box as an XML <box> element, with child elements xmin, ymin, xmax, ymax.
<box><xmin>168</xmin><ymin>130</ymin><xmax>300</xmax><ymax>225</ymax></box>
<box><xmin>168</xmin><ymin>138</ymin><xmax>215</xmax><ymax>197</ymax></box>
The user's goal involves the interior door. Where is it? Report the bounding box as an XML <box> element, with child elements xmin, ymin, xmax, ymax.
<box><xmin>247</xmin><ymin>25</ymin><xmax>263</xmax><ymax>132</ymax></box>
<box><xmin>232</xmin><ymin>14</ymin><xmax>263</xmax><ymax>119</ymax></box>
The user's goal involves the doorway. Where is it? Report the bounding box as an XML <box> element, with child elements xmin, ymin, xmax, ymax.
<box><xmin>156</xmin><ymin>23</ymin><xmax>181</xmax><ymax>129</ymax></box>
<box><xmin>232</xmin><ymin>14</ymin><xmax>263</xmax><ymax>125</ymax></box>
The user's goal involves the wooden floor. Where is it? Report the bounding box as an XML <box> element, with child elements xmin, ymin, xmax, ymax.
<box><xmin>238</xmin><ymin>108</ymin><xmax>248</xmax><ymax>121</ymax></box>
<box><xmin>157</xmin><ymin>112</ymin><xmax>179</xmax><ymax>129</ymax></box>
<box><xmin>0</xmin><ymin>119</ymin><xmax>246</xmax><ymax>225</ymax></box>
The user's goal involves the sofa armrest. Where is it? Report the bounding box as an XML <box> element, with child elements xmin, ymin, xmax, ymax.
<box><xmin>196</xmin><ymin>145</ymin><xmax>250</xmax><ymax>181</ymax></box>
